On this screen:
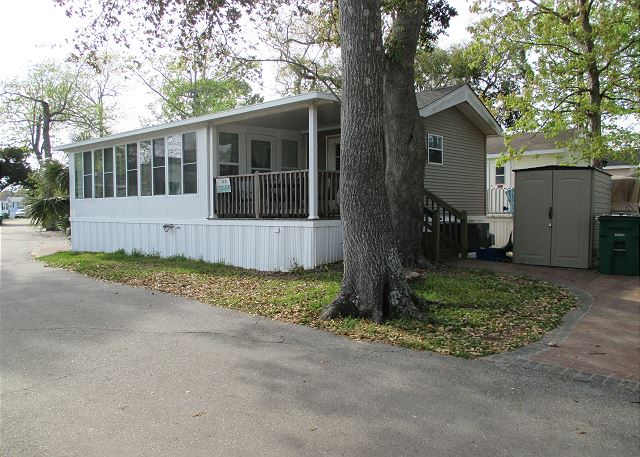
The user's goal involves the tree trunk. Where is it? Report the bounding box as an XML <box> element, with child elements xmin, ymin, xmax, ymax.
<box><xmin>579</xmin><ymin>0</ymin><xmax>604</xmax><ymax>169</ymax></box>
<box><xmin>321</xmin><ymin>0</ymin><xmax>429</xmax><ymax>324</ymax></box>
<box><xmin>41</xmin><ymin>101</ymin><xmax>52</xmax><ymax>161</ymax></box>
<box><xmin>383</xmin><ymin>5</ymin><xmax>428</xmax><ymax>267</ymax></box>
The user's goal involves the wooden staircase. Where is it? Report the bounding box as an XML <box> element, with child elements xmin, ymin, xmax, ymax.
<box><xmin>423</xmin><ymin>189</ymin><xmax>468</xmax><ymax>261</ymax></box>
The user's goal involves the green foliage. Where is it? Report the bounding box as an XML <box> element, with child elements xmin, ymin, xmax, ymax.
<box><xmin>26</xmin><ymin>160</ymin><xmax>70</xmax><ymax>230</ymax></box>
<box><xmin>0</xmin><ymin>59</ymin><xmax>119</xmax><ymax>161</ymax></box>
<box><xmin>0</xmin><ymin>147</ymin><xmax>32</xmax><ymax>190</ymax></box>
<box><xmin>141</xmin><ymin>55</ymin><xmax>263</xmax><ymax>122</ymax></box>
<box><xmin>415</xmin><ymin>42</ymin><xmax>530</xmax><ymax>127</ymax></box>
<box><xmin>470</xmin><ymin>0</ymin><xmax>640</xmax><ymax>163</ymax></box>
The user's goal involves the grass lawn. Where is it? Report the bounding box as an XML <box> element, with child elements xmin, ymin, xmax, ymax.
<box><xmin>39</xmin><ymin>250</ymin><xmax>576</xmax><ymax>358</ymax></box>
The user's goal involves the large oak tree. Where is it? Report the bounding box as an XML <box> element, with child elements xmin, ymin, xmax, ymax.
<box><xmin>321</xmin><ymin>0</ymin><xmax>428</xmax><ymax>322</ymax></box>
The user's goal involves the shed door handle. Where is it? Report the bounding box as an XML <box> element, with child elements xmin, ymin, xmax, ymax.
<box><xmin>548</xmin><ymin>206</ymin><xmax>553</xmax><ymax>219</ymax></box>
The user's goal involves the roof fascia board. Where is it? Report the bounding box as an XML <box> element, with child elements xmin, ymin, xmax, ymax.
<box><xmin>487</xmin><ymin>148</ymin><xmax>567</xmax><ymax>159</ymax></box>
<box><xmin>57</xmin><ymin>92</ymin><xmax>338</xmax><ymax>152</ymax></box>
<box><xmin>419</xmin><ymin>85</ymin><xmax>502</xmax><ymax>135</ymax></box>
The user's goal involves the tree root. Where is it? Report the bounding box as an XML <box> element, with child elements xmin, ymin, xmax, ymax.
<box><xmin>320</xmin><ymin>281</ymin><xmax>437</xmax><ymax>324</ymax></box>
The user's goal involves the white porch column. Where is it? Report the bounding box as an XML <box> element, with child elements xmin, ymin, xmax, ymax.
<box><xmin>308</xmin><ymin>103</ymin><xmax>319</xmax><ymax>220</ymax></box>
<box><xmin>209</xmin><ymin>124</ymin><xmax>219</xmax><ymax>219</ymax></box>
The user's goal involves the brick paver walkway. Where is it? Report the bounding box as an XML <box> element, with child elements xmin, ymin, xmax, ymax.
<box><xmin>454</xmin><ymin>259</ymin><xmax>640</xmax><ymax>383</ymax></box>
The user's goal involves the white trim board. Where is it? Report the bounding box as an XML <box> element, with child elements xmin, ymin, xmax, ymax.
<box><xmin>419</xmin><ymin>85</ymin><xmax>502</xmax><ymax>136</ymax></box>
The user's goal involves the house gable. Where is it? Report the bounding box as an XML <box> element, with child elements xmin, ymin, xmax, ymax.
<box><xmin>423</xmin><ymin>106</ymin><xmax>487</xmax><ymax>217</ymax></box>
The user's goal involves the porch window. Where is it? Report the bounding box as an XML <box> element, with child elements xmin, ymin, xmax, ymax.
<box><xmin>139</xmin><ymin>140</ymin><xmax>152</xmax><ymax>196</ymax></box>
<box><xmin>83</xmin><ymin>150</ymin><xmax>93</xmax><ymax>198</ymax></box>
<box><xmin>168</xmin><ymin>135</ymin><xmax>182</xmax><ymax>195</ymax></box>
<box><xmin>250</xmin><ymin>139</ymin><xmax>272</xmax><ymax>173</ymax></box>
<box><xmin>74</xmin><ymin>153</ymin><xmax>83</xmax><ymax>199</ymax></box>
<box><xmin>115</xmin><ymin>145</ymin><xmax>126</xmax><ymax>197</ymax></box>
<box><xmin>427</xmin><ymin>134</ymin><xmax>443</xmax><ymax>165</ymax></box>
<box><xmin>93</xmin><ymin>149</ymin><xmax>103</xmax><ymax>198</ymax></box>
<box><xmin>182</xmin><ymin>132</ymin><xmax>197</xmax><ymax>194</ymax></box>
<box><xmin>495</xmin><ymin>166</ymin><xmax>505</xmax><ymax>185</ymax></box>
<box><xmin>126</xmin><ymin>143</ymin><xmax>138</xmax><ymax>196</ymax></box>
<box><xmin>218</xmin><ymin>132</ymin><xmax>239</xmax><ymax>176</ymax></box>
<box><xmin>103</xmin><ymin>147</ymin><xmax>114</xmax><ymax>197</ymax></box>
<box><xmin>153</xmin><ymin>138</ymin><xmax>166</xmax><ymax>195</ymax></box>
<box><xmin>282</xmin><ymin>139</ymin><xmax>299</xmax><ymax>170</ymax></box>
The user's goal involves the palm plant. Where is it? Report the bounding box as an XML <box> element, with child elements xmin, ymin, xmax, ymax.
<box><xmin>26</xmin><ymin>160</ymin><xmax>70</xmax><ymax>231</ymax></box>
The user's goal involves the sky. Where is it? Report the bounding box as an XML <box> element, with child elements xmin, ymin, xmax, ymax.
<box><xmin>0</xmin><ymin>0</ymin><xmax>475</xmax><ymax>136</ymax></box>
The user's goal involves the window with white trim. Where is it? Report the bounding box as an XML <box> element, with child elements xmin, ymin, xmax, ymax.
<box><xmin>82</xmin><ymin>151</ymin><xmax>93</xmax><ymax>198</ymax></box>
<box><xmin>427</xmin><ymin>134</ymin><xmax>443</xmax><ymax>165</ymax></box>
<box><xmin>167</xmin><ymin>135</ymin><xmax>182</xmax><ymax>195</ymax></box>
<box><xmin>93</xmin><ymin>149</ymin><xmax>103</xmax><ymax>198</ymax></box>
<box><xmin>218</xmin><ymin>132</ymin><xmax>239</xmax><ymax>176</ymax></box>
<box><xmin>126</xmin><ymin>143</ymin><xmax>138</xmax><ymax>196</ymax></box>
<box><xmin>115</xmin><ymin>145</ymin><xmax>126</xmax><ymax>197</ymax></box>
<box><xmin>103</xmin><ymin>147</ymin><xmax>114</xmax><ymax>197</ymax></box>
<box><xmin>153</xmin><ymin>138</ymin><xmax>166</xmax><ymax>195</ymax></box>
<box><xmin>74</xmin><ymin>153</ymin><xmax>83</xmax><ymax>199</ymax></box>
<box><xmin>182</xmin><ymin>132</ymin><xmax>197</xmax><ymax>194</ymax></box>
<box><xmin>139</xmin><ymin>140</ymin><xmax>152</xmax><ymax>196</ymax></box>
<box><xmin>495</xmin><ymin>165</ymin><xmax>505</xmax><ymax>185</ymax></box>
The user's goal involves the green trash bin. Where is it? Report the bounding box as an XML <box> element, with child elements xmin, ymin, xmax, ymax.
<box><xmin>598</xmin><ymin>215</ymin><xmax>640</xmax><ymax>275</ymax></box>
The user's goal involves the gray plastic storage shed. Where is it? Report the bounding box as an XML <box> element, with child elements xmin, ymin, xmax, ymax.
<box><xmin>513</xmin><ymin>166</ymin><xmax>611</xmax><ymax>269</ymax></box>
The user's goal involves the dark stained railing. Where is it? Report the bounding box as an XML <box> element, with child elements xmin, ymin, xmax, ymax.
<box><xmin>215</xmin><ymin>170</ymin><xmax>340</xmax><ymax>219</ymax></box>
<box><xmin>423</xmin><ymin>189</ymin><xmax>468</xmax><ymax>261</ymax></box>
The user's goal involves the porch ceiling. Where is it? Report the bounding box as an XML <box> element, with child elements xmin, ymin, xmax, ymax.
<box><xmin>227</xmin><ymin>101</ymin><xmax>341</xmax><ymax>131</ymax></box>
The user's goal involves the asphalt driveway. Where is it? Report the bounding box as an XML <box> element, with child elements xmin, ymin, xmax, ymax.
<box><xmin>1</xmin><ymin>221</ymin><xmax>639</xmax><ymax>456</ymax></box>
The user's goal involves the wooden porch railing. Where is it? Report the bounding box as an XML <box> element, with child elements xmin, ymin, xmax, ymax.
<box><xmin>215</xmin><ymin>170</ymin><xmax>340</xmax><ymax>218</ymax></box>
<box><xmin>423</xmin><ymin>189</ymin><xmax>468</xmax><ymax>261</ymax></box>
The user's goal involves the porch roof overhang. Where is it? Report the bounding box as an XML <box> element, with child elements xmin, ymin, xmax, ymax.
<box><xmin>56</xmin><ymin>92</ymin><xmax>339</xmax><ymax>153</ymax></box>
<box><xmin>418</xmin><ymin>84</ymin><xmax>503</xmax><ymax>136</ymax></box>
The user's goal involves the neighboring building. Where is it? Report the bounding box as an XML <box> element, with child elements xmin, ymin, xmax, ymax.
<box><xmin>487</xmin><ymin>131</ymin><xmax>638</xmax><ymax>189</ymax></box>
<box><xmin>0</xmin><ymin>196</ymin><xmax>25</xmax><ymax>218</ymax></box>
<box><xmin>59</xmin><ymin>85</ymin><xmax>501</xmax><ymax>271</ymax></box>
<box><xmin>485</xmin><ymin>132</ymin><xmax>638</xmax><ymax>246</ymax></box>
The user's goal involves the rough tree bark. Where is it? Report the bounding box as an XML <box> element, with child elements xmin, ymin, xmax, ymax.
<box><xmin>321</xmin><ymin>0</ymin><xmax>429</xmax><ymax>324</ymax></box>
<box><xmin>40</xmin><ymin>100</ymin><xmax>53</xmax><ymax>161</ymax></box>
<box><xmin>383</xmin><ymin>4</ymin><xmax>429</xmax><ymax>267</ymax></box>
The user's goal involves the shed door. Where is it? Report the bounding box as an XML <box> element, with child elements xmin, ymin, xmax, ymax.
<box><xmin>514</xmin><ymin>170</ymin><xmax>553</xmax><ymax>265</ymax></box>
<box><xmin>550</xmin><ymin>169</ymin><xmax>591</xmax><ymax>268</ymax></box>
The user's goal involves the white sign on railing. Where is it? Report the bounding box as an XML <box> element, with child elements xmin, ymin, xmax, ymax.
<box><xmin>216</xmin><ymin>177</ymin><xmax>231</xmax><ymax>193</ymax></box>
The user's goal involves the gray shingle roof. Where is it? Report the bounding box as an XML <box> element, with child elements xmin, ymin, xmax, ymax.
<box><xmin>415</xmin><ymin>84</ymin><xmax>465</xmax><ymax>110</ymax></box>
<box><xmin>487</xmin><ymin>130</ymin><xmax>579</xmax><ymax>155</ymax></box>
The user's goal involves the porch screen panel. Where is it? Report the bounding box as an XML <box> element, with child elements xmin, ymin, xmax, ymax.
<box><xmin>74</xmin><ymin>153</ymin><xmax>83</xmax><ymax>199</ymax></box>
<box><xmin>182</xmin><ymin>132</ymin><xmax>197</xmax><ymax>194</ymax></box>
<box><xmin>168</xmin><ymin>135</ymin><xmax>182</xmax><ymax>195</ymax></box>
<box><xmin>153</xmin><ymin>138</ymin><xmax>166</xmax><ymax>195</ymax></box>
<box><xmin>115</xmin><ymin>145</ymin><xmax>126</xmax><ymax>197</ymax></box>
<box><xmin>282</xmin><ymin>140</ymin><xmax>299</xmax><ymax>170</ymax></box>
<box><xmin>103</xmin><ymin>147</ymin><xmax>114</xmax><ymax>197</ymax></box>
<box><xmin>93</xmin><ymin>149</ymin><xmax>103</xmax><ymax>198</ymax></box>
<box><xmin>251</xmin><ymin>139</ymin><xmax>271</xmax><ymax>172</ymax></box>
<box><xmin>218</xmin><ymin>132</ymin><xmax>239</xmax><ymax>176</ymax></box>
<box><xmin>126</xmin><ymin>143</ymin><xmax>138</xmax><ymax>196</ymax></box>
<box><xmin>139</xmin><ymin>140</ymin><xmax>152</xmax><ymax>196</ymax></box>
<box><xmin>83</xmin><ymin>151</ymin><xmax>93</xmax><ymax>198</ymax></box>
